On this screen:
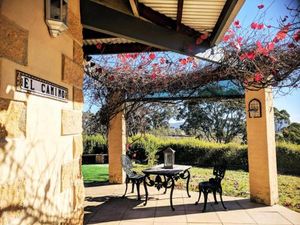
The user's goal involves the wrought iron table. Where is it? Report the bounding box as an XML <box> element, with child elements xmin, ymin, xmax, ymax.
<box><xmin>143</xmin><ymin>164</ymin><xmax>191</xmax><ymax>211</ymax></box>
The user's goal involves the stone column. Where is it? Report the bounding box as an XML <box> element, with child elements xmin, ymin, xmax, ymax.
<box><xmin>108</xmin><ymin>109</ymin><xmax>126</xmax><ymax>183</ymax></box>
<box><xmin>245</xmin><ymin>88</ymin><xmax>278</xmax><ymax>205</ymax></box>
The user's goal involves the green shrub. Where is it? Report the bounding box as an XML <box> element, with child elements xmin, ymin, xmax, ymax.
<box><xmin>83</xmin><ymin>134</ymin><xmax>107</xmax><ymax>154</ymax></box>
<box><xmin>83</xmin><ymin>134</ymin><xmax>300</xmax><ymax>175</ymax></box>
<box><xmin>128</xmin><ymin>134</ymin><xmax>161</xmax><ymax>165</ymax></box>
<box><xmin>276</xmin><ymin>142</ymin><xmax>300</xmax><ymax>175</ymax></box>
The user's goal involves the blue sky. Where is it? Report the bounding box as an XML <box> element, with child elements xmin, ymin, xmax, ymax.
<box><xmin>235</xmin><ymin>0</ymin><xmax>300</xmax><ymax>122</ymax></box>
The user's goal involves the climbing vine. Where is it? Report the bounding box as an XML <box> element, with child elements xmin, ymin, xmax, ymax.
<box><xmin>83</xmin><ymin>3</ymin><xmax>300</xmax><ymax>126</ymax></box>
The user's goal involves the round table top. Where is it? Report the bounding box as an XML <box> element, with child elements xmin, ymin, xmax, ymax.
<box><xmin>142</xmin><ymin>164</ymin><xmax>191</xmax><ymax>175</ymax></box>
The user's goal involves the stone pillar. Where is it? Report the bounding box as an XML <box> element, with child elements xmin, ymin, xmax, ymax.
<box><xmin>245</xmin><ymin>88</ymin><xmax>278</xmax><ymax>205</ymax></box>
<box><xmin>108</xmin><ymin>109</ymin><xmax>126</xmax><ymax>183</ymax></box>
<box><xmin>0</xmin><ymin>0</ymin><xmax>84</xmax><ymax>224</ymax></box>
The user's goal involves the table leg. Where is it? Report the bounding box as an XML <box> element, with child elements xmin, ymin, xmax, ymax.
<box><xmin>169</xmin><ymin>177</ymin><xmax>175</xmax><ymax>211</ymax></box>
<box><xmin>163</xmin><ymin>176</ymin><xmax>167</xmax><ymax>194</ymax></box>
<box><xmin>143</xmin><ymin>176</ymin><xmax>149</xmax><ymax>206</ymax></box>
<box><xmin>137</xmin><ymin>180</ymin><xmax>141</xmax><ymax>200</ymax></box>
<box><xmin>186</xmin><ymin>170</ymin><xmax>191</xmax><ymax>198</ymax></box>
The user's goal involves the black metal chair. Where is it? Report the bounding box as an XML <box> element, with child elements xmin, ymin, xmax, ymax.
<box><xmin>121</xmin><ymin>154</ymin><xmax>146</xmax><ymax>200</ymax></box>
<box><xmin>195</xmin><ymin>164</ymin><xmax>227</xmax><ymax>212</ymax></box>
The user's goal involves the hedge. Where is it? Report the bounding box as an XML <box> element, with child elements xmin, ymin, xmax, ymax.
<box><xmin>83</xmin><ymin>134</ymin><xmax>107</xmax><ymax>154</ymax></box>
<box><xmin>276</xmin><ymin>142</ymin><xmax>300</xmax><ymax>175</ymax></box>
<box><xmin>83</xmin><ymin>134</ymin><xmax>300</xmax><ymax>176</ymax></box>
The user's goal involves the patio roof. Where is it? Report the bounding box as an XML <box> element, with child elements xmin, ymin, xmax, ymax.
<box><xmin>81</xmin><ymin>0</ymin><xmax>245</xmax><ymax>56</ymax></box>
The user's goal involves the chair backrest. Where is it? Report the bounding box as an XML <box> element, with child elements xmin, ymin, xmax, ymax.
<box><xmin>121</xmin><ymin>154</ymin><xmax>135</xmax><ymax>177</ymax></box>
<box><xmin>213</xmin><ymin>164</ymin><xmax>226</xmax><ymax>184</ymax></box>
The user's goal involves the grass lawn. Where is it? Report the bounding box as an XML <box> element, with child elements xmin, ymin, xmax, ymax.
<box><xmin>82</xmin><ymin>164</ymin><xmax>108</xmax><ymax>183</ymax></box>
<box><xmin>82</xmin><ymin>164</ymin><xmax>300</xmax><ymax>212</ymax></box>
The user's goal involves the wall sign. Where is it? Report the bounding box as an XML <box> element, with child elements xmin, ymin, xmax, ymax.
<box><xmin>248</xmin><ymin>98</ymin><xmax>262</xmax><ymax>118</ymax></box>
<box><xmin>16</xmin><ymin>70</ymin><xmax>68</xmax><ymax>102</ymax></box>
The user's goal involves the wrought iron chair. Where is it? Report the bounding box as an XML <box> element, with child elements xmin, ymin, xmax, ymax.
<box><xmin>195</xmin><ymin>164</ymin><xmax>227</xmax><ymax>212</ymax></box>
<box><xmin>121</xmin><ymin>154</ymin><xmax>146</xmax><ymax>200</ymax></box>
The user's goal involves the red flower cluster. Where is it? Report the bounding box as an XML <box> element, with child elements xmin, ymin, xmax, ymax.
<box><xmin>124</xmin><ymin>53</ymin><xmax>139</xmax><ymax>59</ymax></box>
<box><xmin>256</xmin><ymin>41</ymin><xmax>274</xmax><ymax>56</ymax></box>
<box><xmin>223</xmin><ymin>29</ymin><xmax>235</xmax><ymax>42</ymax></box>
<box><xmin>254</xmin><ymin>72</ymin><xmax>263</xmax><ymax>82</ymax></box>
<box><xmin>239</xmin><ymin>40</ymin><xmax>275</xmax><ymax>61</ymax></box>
<box><xmin>179</xmin><ymin>58</ymin><xmax>187</xmax><ymax>65</ymax></box>
<box><xmin>274</xmin><ymin>23</ymin><xmax>291</xmax><ymax>43</ymax></box>
<box><xmin>293</xmin><ymin>30</ymin><xmax>300</xmax><ymax>42</ymax></box>
<box><xmin>149</xmin><ymin>53</ymin><xmax>156</xmax><ymax>60</ymax></box>
<box><xmin>151</xmin><ymin>73</ymin><xmax>157</xmax><ymax>79</ymax></box>
<box><xmin>239</xmin><ymin>51</ymin><xmax>255</xmax><ymax>61</ymax></box>
<box><xmin>233</xmin><ymin>20</ymin><xmax>241</xmax><ymax>28</ymax></box>
<box><xmin>257</xmin><ymin>4</ymin><xmax>264</xmax><ymax>9</ymax></box>
<box><xmin>96</xmin><ymin>43</ymin><xmax>102</xmax><ymax>50</ymax></box>
<box><xmin>196</xmin><ymin>33</ymin><xmax>208</xmax><ymax>45</ymax></box>
<box><xmin>251</xmin><ymin>22</ymin><xmax>264</xmax><ymax>30</ymax></box>
<box><xmin>108</xmin><ymin>75</ymin><xmax>115</xmax><ymax>81</ymax></box>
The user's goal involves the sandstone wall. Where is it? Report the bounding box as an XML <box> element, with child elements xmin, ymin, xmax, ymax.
<box><xmin>0</xmin><ymin>0</ymin><xmax>84</xmax><ymax>224</ymax></box>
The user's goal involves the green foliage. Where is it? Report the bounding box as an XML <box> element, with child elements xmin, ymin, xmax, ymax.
<box><xmin>128</xmin><ymin>134</ymin><xmax>160</xmax><ymax>166</ymax></box>
<box><xmin>149</xmin><ymin>127</ymin><xmax>185</xmax><ymax>136</ymax></box>
<box><xmin>83</xmin><ymin>134</ymin><xmax>107</xmax><ymax>154</ymax></box>
<box><xmin>282</xmin><ymin>123</ymin><xmax>300</xmax><ymax>144</ymax></box>
<box><xmin>276</xmin><ymin>141</ymin><xmax>300</xmax><ymax>175</ymax></box>
<box><xmin>83</xmin><ymin>134</ymin><xmax>300</xmax><ymax>175</ymax></box>
<box><xmin>129</xmin><ymin>134</ymin><xmax>247</xmax><ymax>169</ymax></box>
<box><xmin>128</xmin><ymin>134</ymin><xmax>300</xmax><ymax>175</ymax></box>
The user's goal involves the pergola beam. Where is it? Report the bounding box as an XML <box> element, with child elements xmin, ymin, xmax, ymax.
<box><xmin>176</xmin><ymin>0</ymin><xmax>184</xmax><ymax>31</ymax></box>
<box><xmin>83</xmin><ymin>43</ymin><xmax>161</xmax><ymax>55</ymax></box>
<box><xmin>83</xmin><ymin>28</ymin><xmax>112</xmax><ymax>39</ymax></box>
<box><xmin>126</xmin><ymin>94</ymin><xmax>244</xmax><ymax>102</ymax></box>
<box><xmin>81</xmin><ymin>0</ymin><xmax>209</xmax><ymax>56</ymax></box>
<box><xmin>129</xmin><ymin>0</ymin><xmax>139</xmax><ymax>17</ymax></box>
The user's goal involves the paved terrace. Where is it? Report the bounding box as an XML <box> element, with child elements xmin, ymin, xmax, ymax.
<box><xmin>84</xmin><ymin>184</ymin><xmax>300</xmax><ymax>225</ymax></box>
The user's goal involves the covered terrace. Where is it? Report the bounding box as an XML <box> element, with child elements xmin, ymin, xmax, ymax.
<box><xmin>81</xmin><ymin>0</ymin><xmax>299</xmax><ymax>224</ymax></box>
<box><xmin>82</xmin><ymin>0</ymin><xmax>278</xmax><ymax>210</ymax></box>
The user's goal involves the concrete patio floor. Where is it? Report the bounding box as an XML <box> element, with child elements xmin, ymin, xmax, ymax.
<box><xmin>84</xmin><ymin>183</ymin><xmax>300</xmax><ymax>225</ymax></box>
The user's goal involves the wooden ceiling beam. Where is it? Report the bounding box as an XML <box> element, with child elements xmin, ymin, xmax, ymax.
<box><xmin>83</xmin><ymin>43</ymin><xmax>161</xmax><ymax>55</ymax></box>
<box><xmin>83</xmin><ymin>28</ymin><xmax>113</xmax><ymax>39</ymax></box>
<box><xmin>176</xmin><ymin>0</ymin><xmax>184</xmax><ymax>32</ymax></box>
<box><xmin>129</xmin><ymin>0</ymin><xmax>139</xmax><ymax>17</ymax></box>
<box><xmin>81</xmin><ymin>0</ymin><xmax>210</xmax><ymax>56</ymax></box>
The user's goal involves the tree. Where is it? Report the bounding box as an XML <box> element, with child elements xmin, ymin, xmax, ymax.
<box><xmin>282</xmin><ymin>122</ymin><xmax>300</xmax><ymax>144</ymax></box>
<box><xmin>126</xmin><ymin>103</ymin><xmax>177</xmax><ymax>136</ymax></box>
<box><xmin>178</xmin><ymin>100</ymin><xmax>246</xmax><ymax>143</ymax></box>
<box><xmin>274</xmin><ymin>107</ymin><xmax>290</xmax><ymax>132</ymax></box>
<box><xmin>83</xmin><ymin>111</ymin><xmax>107</xmax><ymax>135</ymax></box>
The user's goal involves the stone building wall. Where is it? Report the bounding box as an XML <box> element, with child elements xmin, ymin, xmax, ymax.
<box><xmin>0</xmin><ymin>0</ymin><xmax>84</xmax><ymax>224</ymax></box>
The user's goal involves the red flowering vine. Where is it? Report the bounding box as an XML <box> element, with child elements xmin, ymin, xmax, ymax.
<box><xmin>83</xmin><ymin>3</ymin><xmax>300</xmax><ymax>125</ymax></box>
